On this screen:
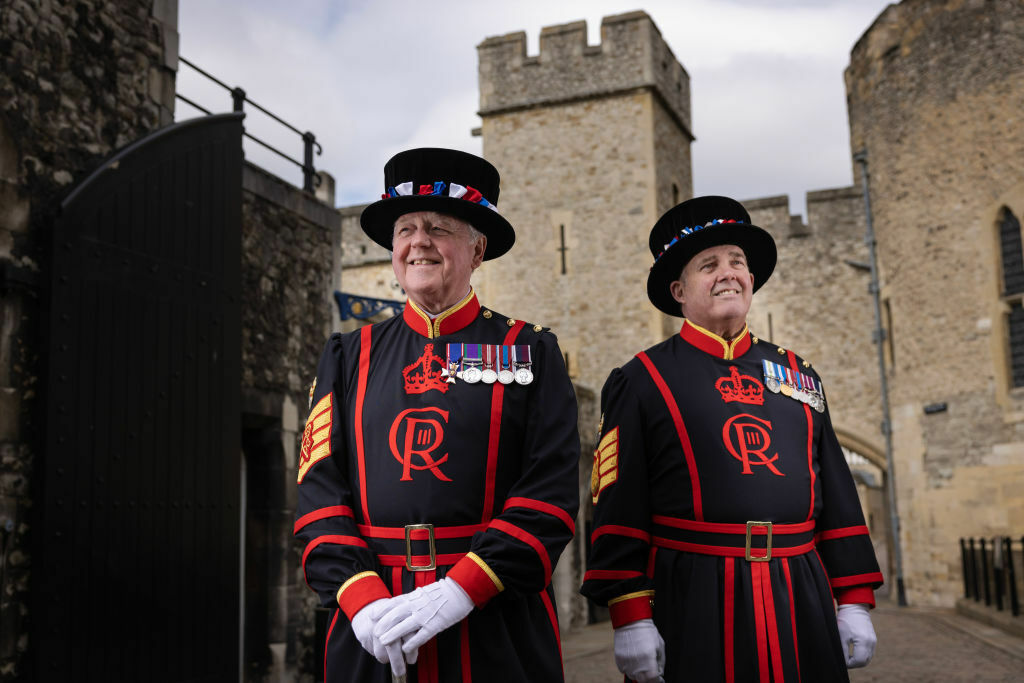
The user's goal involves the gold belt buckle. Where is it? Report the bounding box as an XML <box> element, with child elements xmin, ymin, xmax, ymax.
<box><xmin>404</xmin><ymin>523</ymin><xmax>436</xmax><ymax>571</ymax></box>
<box><xmin>745</xmin><ymin>521</ymin><xmax>773</xmax><ymax>562</ymax></box>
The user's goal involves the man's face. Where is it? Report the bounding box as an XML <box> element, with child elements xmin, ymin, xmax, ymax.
<box><xmin>669</xmin><ymin>243</ymin><xmax>755</xmax><ymax>336</ymax></box>
<box><xmin>391</xmin><ymin>211</ymin><xmax>486</xmax><ymax>313</ymax></box>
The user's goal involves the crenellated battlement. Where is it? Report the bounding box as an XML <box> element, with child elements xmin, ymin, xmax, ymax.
<box><xmin>477</xmin><ymin>11</ymin><xmax>691</xmax><ymax>136</ymax></box>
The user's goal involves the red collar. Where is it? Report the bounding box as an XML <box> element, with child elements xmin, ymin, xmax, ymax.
<box><xmin>403</xmin><ymin>291</ymin><xmax>481</xmax><ymax>339</ymax></box>
<box><xmin>679</xmin><ymin>319</ymin><xmax>751</xmax><ymax>360</ymax></box>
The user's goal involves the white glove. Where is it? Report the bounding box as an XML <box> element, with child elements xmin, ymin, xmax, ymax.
<box><xmin>351</xmin><ymin>598</ymin><xmax>407</xmax><ymax>676</ymax></box>
<box><xmin>375</xmin><ymin>577</ymin><xmax>475</xmax><ymax>663</ymax></box>
<box><xmin>613</xmin><ymin>619</ymin><xmax>665</xmax><ymax>683</ymax></box>
<box><xmin>836</xmin><ymin>603</ymin><xmax>876</xmax><ymax>668</ymax></box>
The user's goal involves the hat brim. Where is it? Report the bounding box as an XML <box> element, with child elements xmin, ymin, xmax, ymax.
<box><xmin>646</xmin><ymin>223</ymin><xmax>777</xmax><ymax>317</ymax></box>
<box><xmin>360</xmin><ymin>195</ymin><xmax>516</xmax><ymax>260</ymax></box>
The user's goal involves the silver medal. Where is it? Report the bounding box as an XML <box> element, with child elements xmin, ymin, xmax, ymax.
<box><xmin>498</xmin><ymin>369</ymin><xmax>514</xmax><ymax>384</ymax></box>
<box><xmin>514</xmin><ymin>367</ymin><xmax>534</xmax><ymax>385</ymax></box>
<box><xmin>464</xmin><ymin>367</ymin><xmax>482</xmax><ymax>384</ymax></box>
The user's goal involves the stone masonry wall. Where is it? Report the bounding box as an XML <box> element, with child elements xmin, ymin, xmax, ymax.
<box><xmin>846</xmin><ymin>0</ymin><xmax>1024</xmax><ymax>605</ymax></box>
<box><xmin>477</xmin><ymin>11</ymin><xmax>692</xmax><ymax>395</ymax></box>
<box><xmin>0</xmin><ymin>0</ymin><xmax>176</xmax><ymax>675</ymax></box>
<box><xmin>478</xmin><ymin>11</ymin><xmax>691</xmax><ymax>138</ymax></box>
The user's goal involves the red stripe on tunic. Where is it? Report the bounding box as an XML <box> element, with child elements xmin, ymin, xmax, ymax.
<box><xmin>751</xmin><ymin>563</ymin><xmax>770</xmax><ymax>683</ymax></box>
<box><xmin>646</xmin><ymin>546</ymin><xmax>658</xmax><ymax>578</ymax></box>
<box><xmin>591</xmin><ymin>524</ymin><xmax>651</xmax><ymax>544</ymax></box>
<box><xmin>583</xmin><ymin>569</ymin><xmax>644</xmax><ymax>581</ymax></box>
<box><xmin>724</xmin><ymin>557</ymin><xmax>735</xmax><ymax>683</ymax></box>
<box><xmin>294</xmin><ymin>505</ymin><xmax>354</xmax><ymax>534</ymax></box>
<box><xmin>786</xmin><ymin>351</ymin><xmax>816</xmax><ymax>521</ymax></box>
<box><xmin>651</xmin><ymin>515</ymin><xmax>815</xmax><ymax>535</ymax></box>
<box><xmin>324</xmin><ymin>609</ymin><xmax>338</xmax><ymax>683</ymax></box>
<box><xmin>415</xmin><ymin>570</ymin><xmax>439</xmax><ymax>683</ymax></box>
<box><xmin>482</xmin><ymin>321</ymin><xmax>526</xmax><ymax>521</ymax></box>
<box><xmin>356</xmin><ymin>325</ymin><xmax>373</xmax><ymax>523</ymax></box>
<box><xmin>816</xmin><ymin>525</ymin><xmax>870</xmax><ymax>542</ymax></box>
<box><xmin>357</xmin><ymin>522</ymin><xmax>487</xmax><ymax>539</ymax></box>
<box><xmin>782</xmin><ymin>558</ymin><xmax>802</xmax><ymax>683</ymax></box>
<box><xmin>489</xmin><ymin>518</ymin><xmax>551</xmax><ymax>583</ymax></box>
<box><xmin>460</xmin><ymin>619</ymin><xmax>472</xmax><ymax>683</ymax></box>
<box><xmin>760</xmin><ymin>563</ymin><xmax>785</xmax><ymax>683</ymax></box>
<box><xmin>504</xmin><ymin>496</ymin><xmax>575</xmax><ymax>534</ymax></box>
<box><xmin>651</xmin><ymin>536</ymin><xmax>816</xmax><ymax>558</ymax></box>
<box><xmin>540</xmin><ymin>588</ymin><xmax>563</xmax><ymax>667</ymax></box>
<box><xmin>637</xmin><ymin>351</ymin><xmax>704</xmax><ymax>521</ymax></box>
<box><xmin>301</xmin><ymin>535</ymin><xmax>369</xmax><ymax>583</ymax></box>
<box><xmin>831</xmin><ymin>571</ymin><xmax>885</xmax><ymax>588</ymax></box>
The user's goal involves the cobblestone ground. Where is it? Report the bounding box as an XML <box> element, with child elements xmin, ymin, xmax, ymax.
<box><xmin>562</xmin><ymin>603</ymin><xmax>1024</xmax><ymax>682</ymax></box>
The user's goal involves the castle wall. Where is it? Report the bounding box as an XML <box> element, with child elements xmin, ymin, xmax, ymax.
<box><xmin>476</xmin><ymin>11</ymin><xmax>692</xmax><ymax>394</ymax></box>
<box><xmin>0</xmin><ymin>1</ymin><xmax>177</xmax><ymax>674</ymax></box>
<box><xmin>845</xmin><ymin>0</ymin><xmax>1024</xmax><ymax>605</ymax></box>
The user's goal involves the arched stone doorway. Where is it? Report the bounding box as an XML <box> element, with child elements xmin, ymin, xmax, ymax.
<box><xmin>836</xmin><ymin>431</ymin><xmax>891</xmax><ymax>598</ymax></box>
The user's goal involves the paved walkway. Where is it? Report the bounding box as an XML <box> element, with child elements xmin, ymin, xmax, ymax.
<box><xmin>562</xmin><ymin>602</ymin><xmax>1024</xmax><ymax>682</ymax></box>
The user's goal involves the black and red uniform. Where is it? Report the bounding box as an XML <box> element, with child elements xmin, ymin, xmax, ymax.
<box><xmin>581</xmin><ymin>320</ymin><xmax>883</xmax><ymax>683</ymax></box>
<box><xmin>295</xmin><ymin>292</ymin><xmax>580</xmax><ymax>683</ymax></box>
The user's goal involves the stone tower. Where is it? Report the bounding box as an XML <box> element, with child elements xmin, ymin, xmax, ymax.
<box><xmin>475</xmin><ymin>11</ymin><xmax>693</xmax><ymax>394</ymax></box>
<box><xmin>845</xmin><ymin>0</ymin><xmax>1024</xmax><ymax>605</ymax></box>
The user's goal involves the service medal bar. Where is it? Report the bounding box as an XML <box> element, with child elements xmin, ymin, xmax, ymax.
<box><xmin>512</xmin><ymin>344</ymin><xmax>534</xmax><ymax>385</ymax></box>
<box><xmin>463</xmin><ymin>343</ymin><xmax>483</xmax><ymax>383</ymax></box>
<box><xmin>481</xmin><ymin>344</ymin><xmax>498</xmax><ymax>384</ymax></box>
<box><xmin>498</xmin><ymin>344</ymin><xmax>514</xmax><ymax>384</ymax></box>
<box><xmin>444</xmin><ymin>343</ymin><xmax>462</xmax><ymax>383</ymax></box>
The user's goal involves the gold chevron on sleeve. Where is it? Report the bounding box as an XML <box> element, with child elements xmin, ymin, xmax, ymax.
<box><xmin>298</xmin><ymin>393</ymin><xmax>333</xmax><ymax>483</ymax></box>
<box><xmin>591</xmin><ymin>426</ymin><xmax>619</xmax><ymax>503</ymax></box>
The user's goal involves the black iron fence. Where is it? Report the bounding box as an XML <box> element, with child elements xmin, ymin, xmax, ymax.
<box><xmin>960</xmin><ymin>536</ymin><xmax>1022</xmax><ymax>617</ymax></box>
<box><xmin>175</xmin><ymin>57</ymin><xmax>322</xmax><ymax>192</ymax></box>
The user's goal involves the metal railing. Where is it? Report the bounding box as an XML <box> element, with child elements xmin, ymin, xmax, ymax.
<box><xmin>175</xmin><ymin>57</ymin><xmax>322</xmax><ymax>192</ymax></box>
<box><xmin>960</xmin><ymin>536</ymin><xmax>1022</xmax><ymax>617</ymax></box>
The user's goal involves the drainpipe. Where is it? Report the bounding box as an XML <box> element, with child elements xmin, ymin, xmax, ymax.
<box><xmin>853</xmin><ymin>150</ymin><xmax>907</xmax><ymax>607</ymax></box>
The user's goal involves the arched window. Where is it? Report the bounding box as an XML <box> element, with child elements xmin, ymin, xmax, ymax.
<box><xmin>998</xmin><ymin>207</ymin><xmax>1024</xmax><ymax>387</ymax></box>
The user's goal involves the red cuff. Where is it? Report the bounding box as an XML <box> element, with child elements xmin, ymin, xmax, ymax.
<box><xmin>336</xmin><ymin>572</ymin><xmax>391</xmax><ymax>620</ymax></box>
<box><xmin>609</xmin><ymin>593</ymin><xmax>654</xmax><ymax>628</ymax></box>
<box><xmin>448</xmin><ymin>553</ymin><xmax>504</xmax><ymax>607</ymax></box>
<box><xmin>835</xmin><ymin>586</ymin><xmax>875</xmax><ymax>609</ymax></box>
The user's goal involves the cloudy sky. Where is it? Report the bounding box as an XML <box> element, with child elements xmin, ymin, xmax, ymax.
<box><xmin>175</xmin><ymin>0</ymin><xmax>893</xmax><ymax>218</ymax></box>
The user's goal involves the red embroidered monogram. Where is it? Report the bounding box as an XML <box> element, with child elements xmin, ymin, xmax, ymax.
<box><xmin>389</xmin><ymin>407</ymin><xmax>452</xmax><ymax>482</ymax></box>
<box><xmin>715</xmin><ymin>366</ymin><xmax>764</xmax><ymax>405</ymax></box>
<box><xmin>403</xmin><ymin>343</ymin><xmax>449</xmax><ymax>394</ymax></box>
<box><xmin>722</xmin><ymin>414</ymin><xmax>785</xmax><ymax>476</ymax></box>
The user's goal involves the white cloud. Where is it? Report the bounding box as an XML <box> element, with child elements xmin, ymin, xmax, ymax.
<box><xmin>177</xmin><ymin>0</ymin><xmax>892</xmax><ymax>216</ymax></box>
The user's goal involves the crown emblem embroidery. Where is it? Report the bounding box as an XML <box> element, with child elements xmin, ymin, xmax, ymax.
<box><xmin>403</xmin><ymin>343</ymin><xmax>450</xmax><ymax>394</ymax></box>
<box><xmin>715</xmin><ymin>366</ymin><xmax>764</xmax><ymax>405</ymax></box>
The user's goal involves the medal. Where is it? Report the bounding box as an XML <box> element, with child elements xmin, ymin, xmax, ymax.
<box><xmin>444</xmin><ymin>343</ymin><xmax>462</xmax><ymax>383</ymax></box>
<box><xmin>498</xmin><ymin>344</ymin><xmax>514</xmax><ymax>384</ymax></box>
<box><xmin>762</xmin><ymin>360</ymin><xmax>782</xmax><ymax>393</ymax></box>
<box><xmin>481</xmin><ymin>344</ymin><xmax>498</xmax><ymax>384</ymax></box>
<box><xmin>463</xmin><ymin>343</ymin><xmax>483</xmax><ymax>384</ymax></box>
<box><xmin>513</xmin><ymin>344</ymin><xmax>534</xmax><ymax>385</ymax></box>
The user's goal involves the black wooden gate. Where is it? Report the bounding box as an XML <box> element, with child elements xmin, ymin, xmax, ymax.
<box><xmin>37</xmin><ymin>113</ymin><xmax>243</xmax><ymax>682</ymax></box>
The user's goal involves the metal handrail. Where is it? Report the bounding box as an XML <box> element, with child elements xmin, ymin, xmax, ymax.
<box><xmin>961</xmin><ymin>536</ymin><xmax>1022</xmax><ymax>617</ymax></box>
<box><xmin>175</xmin><ymin>57</ymin><xmax>322</xmax><ymax>192</ymax></box>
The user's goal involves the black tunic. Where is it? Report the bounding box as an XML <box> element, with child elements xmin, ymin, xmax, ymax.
<box><xmin>581</xmin><ymin>320</ymin><xmax>882</xmax><ymax>683</ymax></box>
<box><xmin>295</xmin><ymin>292</ymin><xmax>580</xmax><ymax>683</ymax></box>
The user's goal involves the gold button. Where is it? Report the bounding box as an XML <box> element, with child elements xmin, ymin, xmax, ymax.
<box><xmin>752</xmin><ymin>336</ymin><xmax>759</xmax><ymax>344</ymax></box>
<box><xmin>802</xmin><ymin>360</ymin><xmax>811</xmax><ymax>368</ymax></box>
<box><xmin>777</xmin><ymin>347</ymin><xmax>785</xmax><ymax>355</ymax></box>
<box><xmin>507</xmin><ymin>319</ymin><xmax>516</xmax><ymax>327</ymax></box>
<box><xmin>533</xmin><ymin>324</ymin><xmax>542</xmax><ymax>332</ymax></box>
<box><xmin>482</xmin><ymin>310</ymin><xmax>492</xmax><ymax>319</ymax></box>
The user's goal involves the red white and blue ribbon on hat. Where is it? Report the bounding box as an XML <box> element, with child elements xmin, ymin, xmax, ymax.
<box><xmin>653</xmin><ymin>218</ymin><xmax>740</xmax><ymax>263</ymax></box>
<box><xmin>382</xmin><ymin>181</ymin><xmax>499</xmax><ymax>213</ymax></box>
